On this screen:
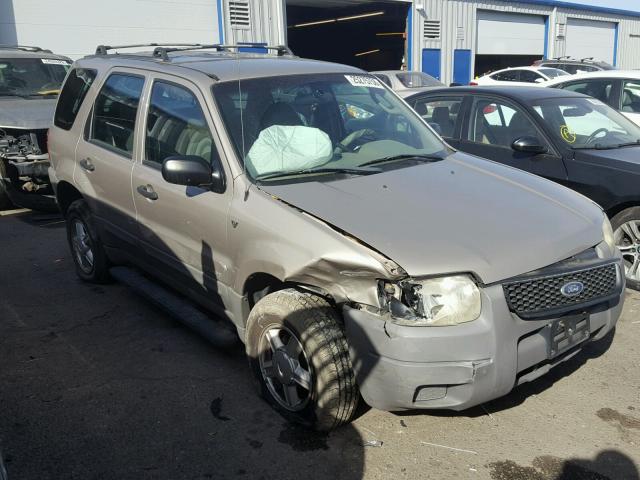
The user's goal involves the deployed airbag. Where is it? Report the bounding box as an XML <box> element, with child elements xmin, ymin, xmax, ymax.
<box><xmin>246</xmin><ymin>125</ymin><xmax>332</xmax><ymax>177</ymax></box>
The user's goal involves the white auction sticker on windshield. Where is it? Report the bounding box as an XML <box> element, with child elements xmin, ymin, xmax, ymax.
<box><xmin>344</xmin><ymin>75</ymin><xmax>385</xmax><ymax>89</ymax></box>
<box><xmin>41</xmin><ymin>59</ymin><xmax>71</xmax><ymax>65</ymax></box>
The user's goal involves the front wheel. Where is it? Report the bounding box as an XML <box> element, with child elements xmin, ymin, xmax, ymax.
<box><xmin>611</xmin><ymin>207</ymin><xmax>640</xmax><ymax>290</ymax></box>
<box><xmin>245</xmin><ymin>289</ymin><xmax>358</xmax><ymax>431</ymax></box>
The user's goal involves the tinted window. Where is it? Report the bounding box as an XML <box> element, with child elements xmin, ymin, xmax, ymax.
<box><xmin>54</xmin><ymin>68</ymin><xmax>97</xmax><ymax>130</ymax></box>
<box><xmin>622</xmin><ymin>80</ymin><xmax>640</xmax><ymax>113</ymax></box>
<box><xmin>491</xmin><ymin>70</ymin><xmax>518</xmax><ymax>82</ymax></box>
<box><xmin>90</xmin><ymin>74</ymin><xmax>144</xmax><ymax>156</ymax></box>
<box><xmin>412</xmin><ymin>97</ymin><xmax>463</xmax><ymax>138</ymax></box>
<box><xmin>145</xmin><ymin>81</ymin><xmax>218</xmax><ymax>168</ymax></box>
<box><xmin>559</xmin><ymin>79</ymin><xmax>614</xmax><ymax>104</ymax></box>
<box><xmin>468</xmin><ymin>98</ymin><xmax>543</xmax><ymax>149</ymax></box>
<box><xmin>519</xmin><ymin>70</ymin><xmax>543</xmax><ymax>83</ymax></box>
<box><xmin>395</xmin><ymin>72</ymin><xmax>442</xmax><ymax>88</ymax></box>
<box><xmin>538</xmin><ymin>68</ymin><xmax>569</xmax><ymax>79</ymax></box>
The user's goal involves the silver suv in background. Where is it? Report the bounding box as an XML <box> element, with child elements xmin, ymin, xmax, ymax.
<box><xmin>49</xmin><ymin>43</ymin><xmax>624</xmax><ymax>430</ymax></box>
<box><xmin>0</xmin><ymin>45</ymin><xmax>71</xmax><ymax>211</ymax></box>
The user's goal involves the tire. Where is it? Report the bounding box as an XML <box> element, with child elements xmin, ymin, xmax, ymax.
<box><xmin>245</xmin><ymin>289</ymin><xmax>358</xmax><ymax>431</ymax></box>
<box><xmin>65</xmin><ymin>199</ymin><xmax>111</xmax><ymax>283</ymax></box>
<box><xmin>611</xmin><ymin>206</ymin><xmax>640</xmax><ymax>291</ymax></box>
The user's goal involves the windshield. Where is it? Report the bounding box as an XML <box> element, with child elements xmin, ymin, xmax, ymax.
<box><xmin>395</xmin><ymin>72</ymin><xmax>443</xmax><ymax>88</ymax></box>
<box><xmin>532</xmin><ymin>97</ymin><xmax>640</xmax><ymax>149</ymax></box>
<box><xmin>539</xmin><ymin>68</ymin><xmax>569</xmax><ymax>79</ymax></box>
<box><xmin>0</xmin><ymin>57</ymin><xmax>71</xmax><ymax>97</ymax></box>
<box><xmin>212</xmin><ymin>73</ymin><xmax>449</xmax><ymax>182</ymax></box>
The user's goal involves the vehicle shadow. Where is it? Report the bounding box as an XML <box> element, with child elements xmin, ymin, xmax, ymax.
<box><xmin>488</xmin><ymin>449</ymin><xmax>640</xmax><ymax>480</ymax></box>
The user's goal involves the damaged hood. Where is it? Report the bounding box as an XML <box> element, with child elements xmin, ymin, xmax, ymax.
<box><xmin>260</xmin><ymin>152</ymin><xmax>605</xmax><ymax>284</ymax></box>
<box><xmin>0</xmin><ymin>98</ymin><xmax>57</xmax><ymax>129</ymax></box>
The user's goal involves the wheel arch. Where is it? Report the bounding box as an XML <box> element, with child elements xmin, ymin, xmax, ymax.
<box><xmin>56</xmin><ymin>181</ymin><xmax>84</xmax><ymax>216</ymax></box>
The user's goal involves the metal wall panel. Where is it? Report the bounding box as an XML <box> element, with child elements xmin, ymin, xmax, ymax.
<box><xmin>419</xmin><ymin>0</ymin><xmax>640</xmax><ymax>84</ymax></box>
<box><xmin>0</xmin><ymin>0</ymin><xmax>222</xmax><ymax>59</ymax></box>
<box><xmin>223</xmin><ymin>0</ymin><xmax>286</xmax><ymax>47</ymax></box>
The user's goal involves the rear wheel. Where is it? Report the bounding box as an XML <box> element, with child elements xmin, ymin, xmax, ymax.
<box><xmin>66</xmin><ymin>199</ymin><xmax>111</xmax><ymax>283</ymax></box>
<box><xmin>245</xmin><ymin>289</ymin><xmax>358</xmax><ymax>431</ymax></box>
<box><xmin>611</xmin><ymin>207</ymin><xmax>640</xmax><ymax>290</ymax></box>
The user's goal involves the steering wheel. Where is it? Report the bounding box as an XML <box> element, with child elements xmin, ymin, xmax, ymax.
<box><xmin>586</xmin><ymin>128</ymin><xmax>609</xmax><ymax>145</ymax></box>
<box><xmin>335</xmin><ymin>129</ymin><xmax>378</xmax><ymax>153</ymax></box>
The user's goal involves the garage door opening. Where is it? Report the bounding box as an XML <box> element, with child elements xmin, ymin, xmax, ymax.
<box><xmin>474</xmin><ymin>11</ymin><xmax>546</xmax><ymax>77</ymax></box>
<box><xmin>286</xmin><ymin>1</ymin><xmax>411</xmax><ymax>71</ymax></box>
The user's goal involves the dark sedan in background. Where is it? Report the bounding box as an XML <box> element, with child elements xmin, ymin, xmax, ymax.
<box><xmin>405</xmin><ymin>86</ymin><xmax>640</xmax><ymax>289</ymax></box>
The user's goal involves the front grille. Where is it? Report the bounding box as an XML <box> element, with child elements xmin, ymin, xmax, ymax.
<box><xmin>503</xmin><ymin>262</ymin><xmax>619</xmax><ymax>318</ymax></box>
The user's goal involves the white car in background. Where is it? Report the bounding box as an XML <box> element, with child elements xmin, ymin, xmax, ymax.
<box><xmin>545</xmin><ymin>70</ymin><xmax>640</xmax><ymax>127</ymax></box>
<box><xmin>471</xmin><ymin>66</ymin><xmax>569</xmax><ymax>86</ymax></box>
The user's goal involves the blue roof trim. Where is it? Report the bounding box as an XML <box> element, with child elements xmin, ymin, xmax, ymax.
<box><xmin>521</xmin><ymin>0</ymin><xmax>640</xmax><ymax>18</ymax></box>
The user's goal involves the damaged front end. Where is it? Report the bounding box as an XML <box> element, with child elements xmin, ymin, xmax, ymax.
<box><xmin>0</xmin><ymin>128</ymin><xmax>54</xmax><ymax>209</ymax></box>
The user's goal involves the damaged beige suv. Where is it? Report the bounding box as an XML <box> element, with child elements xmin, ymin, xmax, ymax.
<box><xmin>49</xmin><ymin>44</ymin><xmax>625</xmax><ymax>431</ymax></box>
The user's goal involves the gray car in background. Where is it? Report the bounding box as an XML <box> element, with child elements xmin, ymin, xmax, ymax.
<box><xmin>49</xmin><ymin>44</ymin><xmax>624</xmax><ymax>431</ymax></box>
<box><xmin>372</xmin><ymin>70</ymin><xmax>444</xmax><ymax>97</ymax></box>
<box><xmin>0</xmin><ymin>45</ymin><xmax>71</xmax><ymax>211</ymax></box>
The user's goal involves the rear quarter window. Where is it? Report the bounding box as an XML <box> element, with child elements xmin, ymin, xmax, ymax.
<box><xmin>54</xmin><ymin>68</ymin><xmax>97</xmax><ymax>130</ymax></box>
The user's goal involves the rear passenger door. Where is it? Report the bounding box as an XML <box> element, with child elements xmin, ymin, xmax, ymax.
<box><xmin>74</xmin><ymin>70</ymin><xmax>146</xmax><ymax>250</ymax></box>
<box><xmin>131</xmin><ymin>73</ymin><xmax>234</xmax><ymax>309</ymax></box>
<box><xmin>459</xmin><ymin>96</ymin><xmax>568</xmax><ymax>182</ymax></box>
<box><xmin>409</xmin><ymin>95</ymin><xmax>466</xmax><ymax>147</ymax></box>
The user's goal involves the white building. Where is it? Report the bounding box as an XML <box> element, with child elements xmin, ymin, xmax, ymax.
<box><xmin>2</xmin><ymin>0</ymin><xmax>640</xmax><ymax>84</ymax></box>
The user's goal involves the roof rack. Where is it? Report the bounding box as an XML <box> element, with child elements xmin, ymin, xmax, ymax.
<box><xmin>95</xmin><ymin>43</ymin><xmax>295</xmax><ymax>61</ymax></box>
<box><xmin>0</xmin><ymin>45</ymin><xmax>52</xmax><ymax>53</ymax></box>
<box><xmin>580</xmin><ymin>57</ymin><xmax>595</xmax><ymax>62</ymax></box>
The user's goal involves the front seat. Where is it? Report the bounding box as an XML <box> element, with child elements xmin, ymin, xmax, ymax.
<box><xmin>259</xmin><ymin>102</ymin><xmax>304</xmax><ymax>131</ymax></box>
<box><xmin>432</xmin><ymin>106</ymin><xmax>454</xmax><ymax>137</ymax></box>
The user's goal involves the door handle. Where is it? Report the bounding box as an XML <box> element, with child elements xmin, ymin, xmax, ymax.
<box><xmin>79</xmin><ymin>158</ymin><xmax>95</xmax><ymax>172</ymax></box>
<box><xmin>137</xmin><ymin>184</ymin><xmax>159</xmax><ymax>201</ymax></box>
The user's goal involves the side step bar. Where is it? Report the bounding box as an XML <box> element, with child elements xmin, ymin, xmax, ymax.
<box><xmin>110</xmin><ymin>266</ymin><xmax>238</xmax><ymax>349</ymax></box>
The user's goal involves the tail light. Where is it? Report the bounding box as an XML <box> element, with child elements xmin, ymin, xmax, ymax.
<box><xmin>469</xmin><ymin>81</ymin><xmax>478</xmax><ymax>86</ymax></box>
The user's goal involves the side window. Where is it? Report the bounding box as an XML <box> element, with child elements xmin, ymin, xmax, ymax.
<box><xmin>519</xmin><ymin>70</ymin><xmax>543</xmax><ymax>83</ymax></box>
<box><xmin>90</xmin><ymin>73</ymin><xmax>144</xmax><ymax>156</ymax></box>
<box><xmin>145</xmin><ymin>81</ymin><xmax>220</xmax><ymax>171</ymax></box>
<box><xmin>492</xmin><ymin>70</ymin><xmax>518</xmax><ymax>82</ymax></box>
<box><xmin>622</xmin><ymin>80</ymin><xmax>640</xmax><ymax>113</ymax></box>
<box><xmin>543</xmin><ymin>63</ymin><xmax>560</xmax><ymax>70</ymax></box>
<box><xmin>561</xmin><ymin>64</ymin><xmax>579</xmax><ymax>74</ymax></box>
<box><xmin>374</xmin><ymin>74</ymin><xmax>392</xmax><ymax>88</ymax></box>
<box><xmin>468</xmin><ymin>98</ymin><xmax>542</xmax><ymax>148</ymax></box>
<box><xmin>412</xmin><ymin>97</ymin><xmax>463</xmax><ymax>138</ymax></box>
<box><xmin>54</xmin><ymin>68</ymin><xmax>97</xmax><ymax>130</ymax></box>
<box><xmin>558</xmin><ymin>79</ymin><xmax>613</xmax><ymax>104</ymax></box>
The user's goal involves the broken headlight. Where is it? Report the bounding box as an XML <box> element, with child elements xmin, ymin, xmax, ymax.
<box><xmin>379</xmin><ymin>275</ymin><xmax>481</xmax><ymax>326</ymax></box>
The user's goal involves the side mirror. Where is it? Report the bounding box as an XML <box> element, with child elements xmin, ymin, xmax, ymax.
<box><xmin>162</xmin><ymin>155</ymin><xmax>223</xmax><ymax>191</ymax></box>
<box><xmin>534</xmin><ymin>78</ymin><xmax>545</xmax><ymax>84</ymax></box>
<box><xmin>512</xmin><ymin>136</ymin><xmax>548</xmax><ymax>154</ymax></box>
<box><xmin>428</xmin><ymin>122</ymin><xmax>443</xmax><ymax>136</ymax></box>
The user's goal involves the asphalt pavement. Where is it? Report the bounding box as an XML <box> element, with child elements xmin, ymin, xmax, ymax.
<box><xmin>1</xmin><ymin>209</ymin><xmax>639</xmax><ymax>480</ymax></box>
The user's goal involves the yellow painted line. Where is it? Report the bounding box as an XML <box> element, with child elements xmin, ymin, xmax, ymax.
<box><xmin>0</xmin><ymin>208</ymin><xmax>30</xmax><ymax>217</ymax></box>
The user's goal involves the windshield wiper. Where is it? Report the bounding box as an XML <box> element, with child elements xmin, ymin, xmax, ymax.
<box><xmin>572</xmin><ymin>139</ymin><xmax>640</xmax><ymax>150</ymax></box>
<box><xmin>254</xmin><ymin>166</ymin><xmax>381</xmax><ymax>182</ymax></box>
<box><xmin>359</xmin><ymin>153</ymin><xmax>447</xmax><ymax>167</ymax></box>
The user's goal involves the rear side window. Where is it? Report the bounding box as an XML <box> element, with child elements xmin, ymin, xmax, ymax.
<box><xmin>89</xmin><ymin>73</ymin><xmax>145</xmax><ymax>157</ymax></box>
<box><xmin>54</xmin><ymin>68</ymin><xmax>97</xmax><ymax>130</ymax></box>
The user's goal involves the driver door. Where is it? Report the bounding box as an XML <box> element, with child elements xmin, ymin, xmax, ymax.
<box><xmin>458</xmin><ymin>96</ymin><xmax>568</xmax><ymax>184</ymax></box>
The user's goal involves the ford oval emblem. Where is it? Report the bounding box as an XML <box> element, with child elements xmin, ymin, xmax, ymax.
<box><xmin>560</xmin><ymin>281</ymin><xmax>584</xmax><ymax>297</ymax></box>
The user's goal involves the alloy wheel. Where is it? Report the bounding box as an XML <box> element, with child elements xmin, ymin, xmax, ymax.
<box><xmin>614</xmin><ymin>220</ymin><xmax>640</xmax><ymax>282</ymax></box>
<box><xmin>258</xmin><ymin>326</ymin><xmax>313</xmax><ymax>412</ymax></box>
<box><xmin>71</xmin><ymin>219</ymin><xmax>94</xmax><ymax>274</ymax></box>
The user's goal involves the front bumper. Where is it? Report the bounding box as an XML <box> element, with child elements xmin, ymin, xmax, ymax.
<box><xmin>343</xmin><ymin>276</ymin><xmax>624</xmax><ymax>412</ymax></box>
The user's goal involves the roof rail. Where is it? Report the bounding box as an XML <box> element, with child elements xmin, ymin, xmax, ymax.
<box><xmin>95</xmin><ymin>42</ymin><xmax>295</xmax><ymax>61</ymax></box>
<box><xmin>0</xmin><ymin>44</ymin><xmax>52</xmax><ymax>53</ymax></box>
<box><xmin>580</xmin><ymin>57</ymin><xmax>595</xmax><ymax>62</ymax></box>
